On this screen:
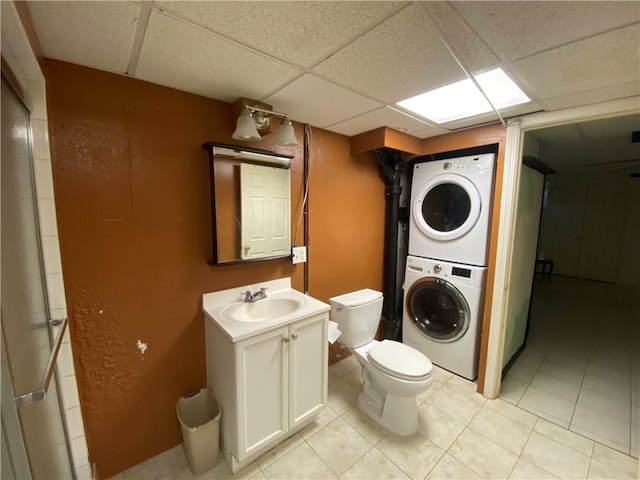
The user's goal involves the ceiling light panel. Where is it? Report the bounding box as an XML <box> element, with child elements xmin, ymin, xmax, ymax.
<box><xmin>136</xmin><ymin>11</ymin><xmax>299</xmax><ymax>103</ymax></box>
<box><xmin>475</xmin><ymin>68</ymin><xmax>531</xmax><ymax>109</ymax></box>
<box><xmin>26</xmin><ymin>1</ymin><xmax>140</xmax><ymax>74</ymax></box>
<box><xmin>398</xmin><ymin>78</ymin><xmax>491</xmax><ymax>124</ymax></box>
<box><xmin>397</xmin><ymin>68</ymin><xmax>530</xmax><ymax>124</ymax></box>
<box><xmin>313</xmin><ymin>3</ymin><xmax>472</xmax><ymax>103</ymax></box>
<box><xmin>154</xmin><ymin>1</ymin><xmax>403</xmax><ymax>67</ymax></box>
<box><xmin>452</xmin><ymin>1</ymin><xmax>640</xmax><ymax>62</ymax></box>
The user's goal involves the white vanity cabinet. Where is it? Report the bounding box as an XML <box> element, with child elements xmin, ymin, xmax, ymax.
<box><xmin>205</xmin><ymin>311</ymin><xmax>328</xmax><ymax>473</ymax></box>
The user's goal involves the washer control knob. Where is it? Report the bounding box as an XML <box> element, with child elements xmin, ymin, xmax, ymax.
<box><xmin>443</xmin><ymin>162</ymin><xmax>452</xmax><ymax>170</ymax></box>
<box><xmin>433</xmin><ymin>264</ymin><xmax>442</xmax><ymax>273</ymax></box>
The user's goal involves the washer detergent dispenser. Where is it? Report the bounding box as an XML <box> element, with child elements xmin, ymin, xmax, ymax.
<box><xmin>330</xmin><ymin>289</ymin><xmax>433</xmax><ymax>435</ymax></box>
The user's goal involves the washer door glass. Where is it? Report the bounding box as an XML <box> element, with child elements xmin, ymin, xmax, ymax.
<box><xmin>412</xmin><ymin>173</ymin><xmax>481</xmax><ymax>241</ymax></box>
<box><xmin>406</xmin><ymin>277</ymin><xmax>470</xmax><ymax>342</ymax></box>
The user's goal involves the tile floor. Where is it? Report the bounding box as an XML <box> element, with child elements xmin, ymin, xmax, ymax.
<box><xmin>111</xmin><ymin>353</ymin><xmax>639</xmax><ymax>479</ymax></box>
<box><xmin>501</xmin><ymin>276</ymin><xmax>639</xmax><ymax>458</ymax></box>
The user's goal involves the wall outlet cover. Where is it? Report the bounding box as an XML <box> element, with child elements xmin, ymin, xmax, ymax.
<box><xmin>291</xmin><ymin>246</ymin><xmax>307</xmax><ymax>264</ymax></box>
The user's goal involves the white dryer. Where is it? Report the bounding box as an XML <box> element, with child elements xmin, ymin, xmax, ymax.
<box><xmin>402</xmin><ymin>255</ymin><xmax>486</xmax><ymax>380</ymax></box>
<box><xmin>409</xmin><ymin>153</ymin><xmax>495</xmax><ymax>266</ymax></box>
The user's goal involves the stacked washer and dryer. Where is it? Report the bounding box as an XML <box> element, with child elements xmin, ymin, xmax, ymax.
<box><xmin>402</xmin><ymin>153</ymin><xmax>495</xmax><ymax>381</ymax></box>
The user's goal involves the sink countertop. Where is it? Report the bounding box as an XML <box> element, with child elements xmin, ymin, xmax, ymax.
<box><xmin>203</xmin><ymin>278</ymin><xmax>330</xmax><ymax>342</ymax></box>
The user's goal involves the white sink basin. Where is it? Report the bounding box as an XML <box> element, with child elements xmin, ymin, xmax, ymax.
<box><xmin>221</xmin><ymin>297</ymin><xmax>305</xmax><ymax>323</ymax></box>
<box><xmin>203</xmin><ymin>279</ymin><xmax>330</xmax><ymax>341</ymax></box>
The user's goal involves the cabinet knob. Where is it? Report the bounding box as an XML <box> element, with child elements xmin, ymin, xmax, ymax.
<box><xmin>291</xmin><ymin>333</ymin><xmax>298</xmax><ymax>340</ymax></box>
<box><xmin>282</xmin><ymin>336</ymin><xmax>289</xmax><ymax>343</ymax></box>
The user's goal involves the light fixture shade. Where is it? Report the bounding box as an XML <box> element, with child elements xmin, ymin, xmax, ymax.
<box><xmin>232</xmin><ymin>109</ymin><xmax>261</xmax><ymax>141</ymax></box>
<box><xmin>274</xmin><ymin>117</ymin><xmax>299</xmax><ymax>146</ymax></box>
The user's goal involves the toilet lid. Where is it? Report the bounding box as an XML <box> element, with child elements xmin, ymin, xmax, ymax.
<box><xmin>368</xmin><ymin>340</ymin><xmax>433</xmax><ymax>381</ymax></box>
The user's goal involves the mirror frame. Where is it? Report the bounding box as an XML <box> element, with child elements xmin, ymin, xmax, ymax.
<box><xmin>203</xmin><ymin>142</ymin><xmax>294</xmax><ymax>266</ymax></box>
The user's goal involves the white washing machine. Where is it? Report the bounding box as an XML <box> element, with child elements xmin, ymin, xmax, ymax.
<box><xmin>402</xmin><ymin>255</ymin><xmax>486</xmax><ymax>380</ymax></box>
<box><xmin>408</xmin><ymin>153</ymin><xmax>495</xmax><ymax>266</ymax></box>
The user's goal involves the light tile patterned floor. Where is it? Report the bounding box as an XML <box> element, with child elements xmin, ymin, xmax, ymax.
<box><xmin>111</xmin><ymin>355</ymin><xmax>639</xmax><ymax>479</ymax></box>
<box><xmin>501</xmin><ymin>276</ymin><xmax>640</xmax><ymax>458</ymax></box>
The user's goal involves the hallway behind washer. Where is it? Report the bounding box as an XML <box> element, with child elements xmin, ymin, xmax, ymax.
<box><xmin>501</xmin><ymin>275</ymin><xmax>639</xmax><ymax>458</ymax></box>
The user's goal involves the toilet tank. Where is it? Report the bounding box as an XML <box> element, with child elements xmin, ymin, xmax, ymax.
<box><xmin>329</xmin><ymin>289</ymin><xmax>383</xmax><ymax>348</ymax></box>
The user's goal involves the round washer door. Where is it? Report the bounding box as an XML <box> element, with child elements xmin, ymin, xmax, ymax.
<box><xmin>412</xmin><ymin>173</ymin><xmax>481</xmax><ymax>241</ymax></box>
<box><xmin>406</xmin><ymin>277</ymin><xmax>470</xmax><ymax>343</ymax></box>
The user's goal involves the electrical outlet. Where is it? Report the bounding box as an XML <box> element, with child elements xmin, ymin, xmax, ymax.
<box><xmin>291</xmin><ymin>246</ymin><xmax>307</xmax><ymax>264</ymax></box>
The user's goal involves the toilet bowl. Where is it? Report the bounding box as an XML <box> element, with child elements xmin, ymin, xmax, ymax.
<box><xmin>330</xmin><ymin>289</ymin><xmax>433</xmax><ymax>435</ymax></box>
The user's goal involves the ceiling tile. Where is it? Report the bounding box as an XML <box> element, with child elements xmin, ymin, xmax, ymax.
<box><xmin>530</xmin><ymin>123</ymin><xmax>597</xmax><ymax>173</ymax></box>
<box><xmin>420</xmin><ymin>2</ymin><xmax>499</xmax><ymax>72</ymax></box>
<box><xmin>578</xmin><ymin>114</ymin><xmax>640</xmax><ymax>163</ymax></box>
<box><xmin>26</xmin><ymin>1</ymin><xmax>140</xmax><ymax>74</ymax></box>
<box><xmin>513</xmin><ymin>26</ymin><xmax>640</xmax><ymax>104</ymax></box>
<box><xmin>325</xmin><ymin>106</ymin><xmax>432</xmax><ymax>137</ymax></box>
<box><xmin>408</xmin><ymin>125</ymin><xmax>453</xmax><ymax>140</ymax></box>
<box><xmin>154</xmin><ymin>1</ymin><xmax>404</xmax><ymax>68</ymax></box>
<box><xmin>579</xmin><ymin>114</ymin><xmax>640</xmax><ymax>140</ymax></box>
<box><xmin>452</xmin><ymin>1</ymin><xmax>640</xmax><ymax>62</ymax></box>
<box><xmin>264</xmin><ymin>74</ymin><xmax>381</xmax><ymax>128</ymax></box>
<box><xmin>543</xmin><ymin>80</ymin><xmax>640</xmax><ymax>111</ymax></box>
<box><xmin>312</xmin><ymin>3</ymin><xmax>479</xmax><ymax>104</ymax></box>
<box><xmin>136</xmin><ymin>11</ymin><xmax>300</xmax><ymax>103</ymax></box>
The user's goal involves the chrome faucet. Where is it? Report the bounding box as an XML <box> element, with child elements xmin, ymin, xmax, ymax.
<box><xmin>242</xmin><ymin>287</ymin><xmax>268</xmax><ymax>302</ymax></box>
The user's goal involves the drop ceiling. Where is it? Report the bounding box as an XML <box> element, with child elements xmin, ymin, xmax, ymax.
<box><xmin>24</xmin><ymin>1</ymin><xmax>640</xmax><ymax>139</ymax></box>
<box><xmin>527</xmin><ymin>114</ymin><xmax>640</xmax><ymax>180</ymax></box>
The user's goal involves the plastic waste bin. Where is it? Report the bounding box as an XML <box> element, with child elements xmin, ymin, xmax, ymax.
<box><xmin>176</xmin><ymin>389</ymin><xmax>221</xmax><ymax>475</ymax></box>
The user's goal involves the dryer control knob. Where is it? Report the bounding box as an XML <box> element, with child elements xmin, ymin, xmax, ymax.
<box><xmin>434</xmin><ymin>264</ymin><xmax>443</xmax><ymax>273</ymax></box>
<box><xmin>443</xmin><ymin>162</ymin><xmax>452</xmax><ymax>170</ymax></box>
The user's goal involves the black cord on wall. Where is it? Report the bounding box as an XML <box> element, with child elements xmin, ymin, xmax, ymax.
<box><xmin>303</xmin><ymin>124</ymin><xmax>311</xmax><ymax>294</ymax></box>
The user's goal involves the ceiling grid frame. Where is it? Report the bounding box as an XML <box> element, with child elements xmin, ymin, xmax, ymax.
<box><xmin>24</xmin><ymin>0</ymin><xmax>640</xmax><ymax>142</ymax></box>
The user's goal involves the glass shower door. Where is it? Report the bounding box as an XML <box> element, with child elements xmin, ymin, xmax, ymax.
<box><xmin>1</xmin><ymin>77</ymin><xmax>74</xmax><ymax>478</ymax></box>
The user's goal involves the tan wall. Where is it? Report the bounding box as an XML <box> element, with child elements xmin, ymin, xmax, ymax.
<box><xmin>45</xmin><ymin>59</ymin><xmax>386</xmax><ymax>477</ymax></box>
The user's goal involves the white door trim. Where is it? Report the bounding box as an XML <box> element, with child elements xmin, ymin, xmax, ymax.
<box><xmin>483</xmin><ymin>96</ymin><xmax>640</xmax><ymax>399</ymax></box>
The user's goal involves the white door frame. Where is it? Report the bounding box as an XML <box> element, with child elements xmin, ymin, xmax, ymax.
<box><xmin>483</xmin><ymin>96</ymin><xmax>640</xmax><ymax>399</ymax></box>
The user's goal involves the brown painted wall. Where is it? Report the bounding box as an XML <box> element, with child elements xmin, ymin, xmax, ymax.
<box><xmin>306</xmin><ymin>139</ymin><xmax>386</xmax><ymax>362</ymax></box>
<box><xmin>308</xmin><ymin>143</ymin><xmax>385</xmax><ymax>301</ymax></box>
<box><xmin>44</xmin><ymin>59</ymin><xmax>385</xmax><ymax>477</ymax></box>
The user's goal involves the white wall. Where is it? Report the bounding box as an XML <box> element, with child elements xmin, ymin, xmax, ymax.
<box><xmin>538</xmin><ymin>174</ymin><xmax>639</xmax><ymax>286</ymax></box>
<box><xmin>617</xmin><ymin>184</ymin><xmax>640</xmax><ymax>287</ymax></box>
<box><xmin>502</xmin><ymin>165</ymin><xmax>545</xmax><ymax>368</ymax></box>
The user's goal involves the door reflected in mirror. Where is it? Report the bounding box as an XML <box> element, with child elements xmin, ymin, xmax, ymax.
<box><xmin>204</xmin><ymin>143</ymin><xmax>293</xmax><ymax>265</ymax></box>
<box><xmin>240</xmin><ymin>163</ymin><xmax>290</xmax><ymax>260</ymax></box>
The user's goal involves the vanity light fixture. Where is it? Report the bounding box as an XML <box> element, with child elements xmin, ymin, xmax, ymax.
<box><xmin>232</xmin><ymin>105</ymin><xmax>299</xmax><ymax>146</ymax></box>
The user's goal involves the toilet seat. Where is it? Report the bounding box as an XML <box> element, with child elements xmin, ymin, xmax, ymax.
<box><xmin>368</xmin><ymin>340</ymin><xmax>432</xmax><ymax>381</ymax></box>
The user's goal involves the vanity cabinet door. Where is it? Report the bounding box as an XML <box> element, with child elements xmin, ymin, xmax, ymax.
<box><xmin>235</xmin><ymin>326</ymin><xmax>288</xmax><ymax>460</ymax></box>
<box><xmin>288</xmin><ymin>314</ymin><xmax>328</xmax><ymax>429</ymax></box>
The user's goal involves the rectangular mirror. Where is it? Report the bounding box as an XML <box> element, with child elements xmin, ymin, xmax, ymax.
<box><xmin>204</xmin><ymin>142</ymin><xmax>293</xmax><ymax>265</ymax></box>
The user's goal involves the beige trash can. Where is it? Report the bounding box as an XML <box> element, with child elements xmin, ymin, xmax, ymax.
<box><xmin>176</xmin><ymin>389</ymin><xmax>221</xmax><ymax>475</ymax></box>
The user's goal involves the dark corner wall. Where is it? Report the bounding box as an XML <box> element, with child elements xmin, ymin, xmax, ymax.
<box><xmin>44</xmin><ymin>59</ymin><xmax>386</xmax><ymax>477</ymax></box>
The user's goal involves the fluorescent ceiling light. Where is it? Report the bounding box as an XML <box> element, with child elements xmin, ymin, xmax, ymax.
<box><xmin>396</xmin><ymin>68</ymin><xmax>530</xmax><ymax>124</ymax></box>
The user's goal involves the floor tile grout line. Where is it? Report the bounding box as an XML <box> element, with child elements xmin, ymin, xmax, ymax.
<box><xmin>533</xmin><ymin>418</ymin><xmax>599</xmax><ymax>459</ymax></box>
<box><xmin>507</xmin><ymin>416</ymin><xmax>556</xmax><ymax>480</ymax></box>
<box><xmin>429</xmin><ymin>391</ymin><xmax>489</xmax><ymax>479</ymax></box>
<box><xmin>312</xmin><ymin>403</ymin><xmax>378</xmax><ymax>479</ymax></box>
<box><xmin>567</xmin><ymin>353</ymin><xmax>590</xmax><ymax>429</ymax></box>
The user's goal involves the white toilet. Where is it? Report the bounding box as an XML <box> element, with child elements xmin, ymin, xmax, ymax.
<box><xmin>330</xmin><ymin>289</ymin><xmax>433</xmax><ymax>436</ymax></box>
